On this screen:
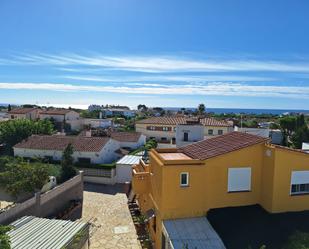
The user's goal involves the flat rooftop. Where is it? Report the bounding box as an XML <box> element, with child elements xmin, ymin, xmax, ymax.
<box><xmin>159</xmin><ymin>152</ymin><xmax>192</xmax><ymax>160</ymax></box>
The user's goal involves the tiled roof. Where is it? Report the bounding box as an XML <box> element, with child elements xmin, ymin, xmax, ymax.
<box><xmin>110</xmin><ymin>132</ymin><xmax>143</xmax><ymax>142</ymax></box>
<box><xmin>8</xmin><ymin>108</ymin><xmax>37</xmax><ymax>114</ymax></box>
<box><xmin>136</xmin><ymin>116</ymin><xmax>231</xmax><ymax>127</ymax></box>
<box><xmin>14</xmin><ymin>135</ymin><xmax>110</xmax><ymax>152</ymax></box>
<box><xmin>40</xmin><ymin>109</ymin><xmax>74</xmax><ymax>115</ymax></box>
<box><xmin>179</xmin><ymin>132</ymin><xmax>268</xmax><ymax>160</ymax></box>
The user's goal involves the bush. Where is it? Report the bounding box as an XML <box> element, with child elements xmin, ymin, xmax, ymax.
<box><xmin>282</xmin><ymin>231</ymin><xmax>309</xmax><ymax>249</ymax></box>
<box><xmin>0</xmin><ymin>159</ymin><xmax>51</xmax><ymax>197</ymax></box>
<box><xmin>60</xmin><ymin>144</ymin><xmax>76</xmax><ymax>182</ymax></box>
<box><xmin>0</xmin><ymin>225</ymin><xmax>11</xmax><ymax>249</ymax></box>
<box><xmin>74</xmin><ymin>161</ymin><xmax>116</xmax><ymax>169</ymax></box>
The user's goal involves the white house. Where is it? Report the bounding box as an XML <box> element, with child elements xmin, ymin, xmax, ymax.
<box><xmin>82</xmin><ymin>118</ymin><xmax>113</xmax><ymax>129</ymax></box>
<box><xmin>39</xmin><ymin>109</ymin><xmax>81</xmax><ymax>131</ymax></box>
<box><xmin>39</xmin><ymin>109</ymin><xmax>80</xmax><ymax>122</ymax></box>
<box><xmin>13</xmin><ymin>135</ymin><xmax>119</xmax><ymax>164</ymax></box>
<box><xmin>13</xmin><ymin>132</ymin><xmax>146</xmax><ymax>164</ymax></box>
<box><xmin>176</xmin><ymin>122</ymin><xmax>204</xmax><ymax>147</ymax></box>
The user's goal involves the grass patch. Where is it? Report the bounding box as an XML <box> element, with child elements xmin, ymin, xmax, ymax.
<box><xmin>207</xmin><ymin>205</ymin><xmax>309</xmax><ymax>249</ymax></box>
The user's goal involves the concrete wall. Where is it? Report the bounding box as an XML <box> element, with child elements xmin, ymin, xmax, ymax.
<box><xmin>176</xmin><ymin>124</ymin><xmax>204</xmax><ymax>147</ymax></box>
<box><xmin>0</xmin><ymin>172</ymin><xmax>84</xmax><ymax>225</ymax></box>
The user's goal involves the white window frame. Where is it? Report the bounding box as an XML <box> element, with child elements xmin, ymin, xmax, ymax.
<box><xmin>290</xmin><ymin>171</ymin><xmax>309</xmax><ymax>195</ymax></box>
<box><xmin>228</xmin><ymin>167</ymin><xmax>252</xmax><ymax>192</ymax></box>
<box><xmin>180</xmin><ymin>172</ymin><xmax>189</xmax><ymax>187</ymax></box>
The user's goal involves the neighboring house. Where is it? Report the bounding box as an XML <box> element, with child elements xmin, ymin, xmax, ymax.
<box><xmin>102</xmin><ymin>108</ymin><xmax>136</xmax><ymax>118</ymax></box>
<box><xmin>116</xmin><ymin>155</ymin><xmax>141</xmax><ymax>183</ymax></box>
<box><xmin>13</xmin><ymin>135</ymin><xmax>119</xmax><ymax>164</ymax></box>
<box><xmin>8</xmin><ymin>108</ymin><xmax>39</xmax><ymax>120</ymax></box>
<box><xmin>13</xmin><ymin>132</ymin><xmax>145</xmax><ymax>164</ymax></box>
<box><xmin>132</xmin><ymin>132</ymin><xmax>309</xmax><ymax>249</ymax></box>
<box><xmin>7</xmin><ymin>216</ymin><xmax>89</xmax><ymax>249</ymax></box>
<box><xmin>39</xmin><ymin>109</ymin><xmax>81</xmax><ymax>131</ymax></box>
<box><xmin>136</xmin><ymin>116</ymin><xmax>233</xmax><ymax>143</ymax></box>
<box><xmin>175</xmin><ymin>120</ymin><xmax>204</xmax><ymax>147</ymax></box>
<box><xmin>39</xmin><ymin>109</ymin><xmax>80</xmax><ymax>122</ymax></box>
<box><xmin>82</xmin><ymin>118</ymin><xmax>113</xmax><ymax>129</ymax></box>
<box><xmin>110</xmin><ymin>132</ymin><xmax>146</xmax><ymax>150</ymax></box>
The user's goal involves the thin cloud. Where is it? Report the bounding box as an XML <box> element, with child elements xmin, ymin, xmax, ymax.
<box><xmin>0</xmin><ymin>82</ymin><xmax>309</xmax><ymax>99</ymax></box>
<box><xmin>6</xmin><ymin>53</ymin><xmax>309</xmax><ymax>73</ymax></box>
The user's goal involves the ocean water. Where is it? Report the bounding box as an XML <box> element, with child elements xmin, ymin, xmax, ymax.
<box><xmin>163</xmin><ymin>107</ymin><xmax>309</xmax><ymax>115</ymax></box>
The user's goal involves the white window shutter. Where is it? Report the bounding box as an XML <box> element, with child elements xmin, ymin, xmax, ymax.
<box><xmin>228</xmin><ymin>167</ymin><xmax>251</xmax><ymax>192</ymax></box>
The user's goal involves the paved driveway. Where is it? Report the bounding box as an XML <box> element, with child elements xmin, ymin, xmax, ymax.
<box><xmin>82</xmin><ymin>183</ymin><xmax>141</xmax><ymax>249</ymax></box>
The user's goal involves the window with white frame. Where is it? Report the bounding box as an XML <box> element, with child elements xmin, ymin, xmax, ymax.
<box><xmin>228</xmin><ymin>167</ymin><xmax>251</xmax><ymax>192</ymax></box>
<box><xmin>162</xmin><ymin>127</ymin><xmax>169</xmax><ymax>131</ymax></box>
<box><xmin>208</xmin><ymin>129</ymin><xmax>214</xmax><ymax>135</ymax></box>
<box><xmin>180</xmin><ymin>172</ymin><xmax>189</xmax><ymax>187</ymax></box>
<box><xmin>218</xmin><ymin>129</ymin><xmax>223</xmax><ymax>135</ymax></box>
<box><xmin>290</xmin><ymin>171</ymin><xmax>309</xmax><ymax>195</ymax></box>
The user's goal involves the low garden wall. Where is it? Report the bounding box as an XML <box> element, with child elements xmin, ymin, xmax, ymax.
<box><xmin>78</xmin><ymin>167</ymin><xmax>116</xmax><ymax>185</ymax></box>
<box><xmin>0</xmin><ymin>172</ymin><xmax>84</xmax><ymax>225</ymax></box>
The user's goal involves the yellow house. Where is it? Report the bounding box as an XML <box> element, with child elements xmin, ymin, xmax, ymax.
<box><xmin>132</xmin><ymin>132</ymin><xmax>309</xmax><ymax>249</ymax></box>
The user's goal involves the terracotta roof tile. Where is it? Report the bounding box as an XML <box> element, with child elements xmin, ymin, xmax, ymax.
<box><xmin>179</xmin><ymin>132</ymin><xmax>268</xmax><ymax>160</ymax></box>
<box><xmin>8</xmin><ymin>108</ymin><xmax>37</xmax><ymax>114</ymax></box>
<box><xmin>40</xmin><ymin>109</ymin><xmax>75</xmax><ymax>115</ymax></box>
<box><xmin>110</xmin><ymin>132</ymin><xmax>142</xmax><ymax>142</ymax></box>
<box><xmin>136</xmin><ymin>116</ymin><xmax>231</xmax><ymax>127</ymax></box>
<box><xmin>14</xmin><ymin>135</ymin><xmax>110</xmax><ymax>152</ymax></box>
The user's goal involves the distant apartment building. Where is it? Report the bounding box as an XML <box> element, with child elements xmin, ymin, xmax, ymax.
<box><xmin>102</xmin><ymin>108</ymin><xmax>136</xmax><ymax>118</ymax></box>
<box><xmin>8</xmin><ymin>107</ymin><xmax>39</xmax><ymax>120</ymax></box>
<box><xmin>135</xmin><ymin>116</ymin><xmax>233</xmax><ymax>143</ymax></box>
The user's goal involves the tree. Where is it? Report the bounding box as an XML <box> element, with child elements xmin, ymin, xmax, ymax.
<box><xmin>60</xmin><ymin>144</ymin><xmax>76</xmax><ymax>182</ymax></box>
<box><xmin>137</xmin><ymin>104</ymin><xmax>148</xmax><ymax>112</ymax></box>
<box><xmin>0</xmin><ymin>159</ymin><xmax>50</xmax><ymax>197</ymax></box>
<box><xmin>0</xmin><ymin>225</ymin><xmax>11</xmax><ymax>249</ymax></box>
<box><xmin>7</xmin><ymin>104</ymin><xmax>11</xmax><ymax>112</ymax></box>
<box><xmin>0</xmin><ymin>119</ymin><xmax>54</xmax><ymax>154</ymax></box>
<box><xmin>291</xmin><ymin>126</ymin><xmax>309</xmax><ymax>149</ymax></box>
<box><xmin>197</xmin><ymin>103</ymin><xmax>206</xmax><ymax>115</ymax></box>
<box><xmin>279</xmin><ymin>116</ymin><xmax>297</xmax><ymax>136</ymax></box>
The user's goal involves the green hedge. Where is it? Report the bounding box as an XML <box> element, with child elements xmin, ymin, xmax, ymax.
<box><xmin>74</xmin><ymin>161</ymin><xmax>116</xmax><ymax>169</ymax></box>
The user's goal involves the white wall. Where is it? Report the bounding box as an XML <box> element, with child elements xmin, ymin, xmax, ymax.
<box><xmin>117</xmin><ymin>135</ymin><xmax>146</xmax><ymax>150</ymax></box>
<box><xmin>14</xmin><ymin>138</ymin><xmax>120</xmax><ymax>164</ymax></box>
<box><xmin>176</xmin><ymin>124</ymin><xmax>204</xmax><ymax>147</ymax></box>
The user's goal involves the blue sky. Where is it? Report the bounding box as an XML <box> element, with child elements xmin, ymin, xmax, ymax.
<box><xmin>1</xmin><ymin>0</ymin><xmax>309</xmax><ymax>110</ymax></box>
